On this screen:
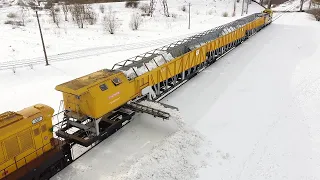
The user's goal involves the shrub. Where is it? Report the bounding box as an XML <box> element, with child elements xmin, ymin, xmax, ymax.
<box><xmin>222</xmin><ymin>11</ymin><xmax>228</xmax><ymax>17</ymax></box>
<box><xmin>103</xmin><ymin>6</ymin><xmax>119</xmax><ymax>34</ymax></box>
<box><xmin>85</xmin><ymin>7</ymin><xmax>97</xmax><ymax>25</ymax></box>
<box><xmin>129</xmin><ymin>13</ymin><xmax>142</xmax><ymax>30</ymax></box>
<box><xmin>181</xmin><ymin>5</ymin><xmax>186</xmax><ymax>12</ymax></box>
<box><xmin>4</xmin><ymin>20</ymin><xmax>24</xmax><ymax>26</ymax></box>
<box><xmin>7</xmin><ymin>12</ymin><xmax>17</xmax><ymax>18</ymax></box>
<box><xmin>306</xmin><ymin>8</ymin><xmax>320</xmax><ymax>21</ymax></box>
<box><xmin>99</xmin><ymin>4</ymin><xmax>105</xmax><ymax>13</ymax></box>
<box><xmin>139</xmin><ymin>3</ymin><xmax>150</xmax><ymax>14</ymax></box>
<box><xmin>207</xmin><ymin>9</ymin><xmax>213</xmax><ymax>15</ymax></box>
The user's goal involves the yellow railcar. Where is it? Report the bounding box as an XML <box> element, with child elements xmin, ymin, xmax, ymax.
<box><xmin>0</xmin><ymin>104</ymin><xmax>54</xmax><ymax>179</ymax></box>
<box><xmin>55</xmin><ymin>69</ymin><xmax>137</xmax><ymax>119</ymax></box>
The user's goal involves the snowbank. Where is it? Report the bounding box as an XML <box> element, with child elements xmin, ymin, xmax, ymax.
<box><xmin>110</xmin><ymin>128</ymin><xmax>210</xmax><ymax>180</ymax></box>
<box><xmin>106</xmin><ymin>101</ymin><xmax>212</xmax><ymax>180</ymax></box>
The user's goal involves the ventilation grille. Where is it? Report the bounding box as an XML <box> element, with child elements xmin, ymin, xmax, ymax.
<box><xmin>4</xmin><ymin>136</ymin><xmax>20</xmax><ymax>160</ymax></box>
<box><xmin>18</xmin><ymin>130</ymin><xmax>34</xmax><ymax>152</ymax></box>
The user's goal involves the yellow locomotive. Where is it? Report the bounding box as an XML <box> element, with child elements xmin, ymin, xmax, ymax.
<box><xmin>0</xmin><ymin>10</ymin><xmax>272</xmax><ymax>180</ymax></box>
<box><xmin>0</xmin><ymin>104</ymin><xmax>72</xmax><ymax>179</ymax></box>
<box><xmin>1</xmin><ymin>105</ymin><xmax>51</xmax><ymax>178</ymax></box>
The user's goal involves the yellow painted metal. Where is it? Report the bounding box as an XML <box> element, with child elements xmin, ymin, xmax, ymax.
<box><xmin>55</xmin><ymin>69</ymin><xmax>137</xmax><ymax>119</ymax></box>
<box><xmin>0</xmin><ymin>104</ymin><xmax>54</xmax><ymax>179</ymax></box>
<box><xmin>55</xmin><ymin>15</ymin><xmax>268</xmax><ymax>121</ymax></box>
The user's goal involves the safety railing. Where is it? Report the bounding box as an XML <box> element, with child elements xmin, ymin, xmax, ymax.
<box><xmin>0</xmin><ymin>139</ymin><xmax>63</xmax><ymax>179</ymax></box>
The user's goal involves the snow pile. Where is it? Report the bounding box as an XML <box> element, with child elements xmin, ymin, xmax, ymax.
<box><xmin>104</xmin><ymin>100</ymin><xmax>212</xmax><ymax>180</ymax></box>
<box><xmin>110</xmin><ymin>128</ymin><xmax>210</xmax><ymax>180</ymax></box>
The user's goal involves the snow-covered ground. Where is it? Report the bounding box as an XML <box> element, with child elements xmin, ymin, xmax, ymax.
<box><xmin>51</xmin><ymin>9</ymin><xmax>320</xmax><ymax>179</ymax></box>
<box><xmin>0</xmin><ymin>0</ymin><xmax>264</xmax><ymax>113</ymax></box>
<box><xmin>1</xmin><ymin>0</ymin><xmax>320</xmax><ymax>179</ymax></box>
<box><xmin>0</xmin><ymin>0</ymin><xmax>263</xmax><ymax>63</ymax></box>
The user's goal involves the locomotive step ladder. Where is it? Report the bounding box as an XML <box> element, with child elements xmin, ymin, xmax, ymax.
<box><xmin>125</xmin><ymin>101</ymin><xmax>171</xmax><ymax>120</ymax></box>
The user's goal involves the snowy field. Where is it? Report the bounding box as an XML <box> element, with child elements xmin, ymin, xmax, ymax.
<box><xmin>0</xmin><ymin>0</ymin><xmax>263</xmax><ymax>63</ymax></box>
<box><xmin>1</xmin><ymin>0</ymin><xmax>320</xmax><ymax>179</ymax></box>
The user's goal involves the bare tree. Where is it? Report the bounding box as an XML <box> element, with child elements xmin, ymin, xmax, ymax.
<box><xmin>50</xmin><ymin>5</ymin><xmax>57</xmax><ymax>23</ymax></box>
<box><xmin>62</xmin><ymin>4</ymin><xmax>69</xmax><ymax>21</ymax></box>
<box><xmin>130</xmin><ymin>13</ymin><xmax>143</xmax><ymax>30</ymax></box>
<box><xmin>307</xmin><ymin>8</ymin><xmax>320</xmax><ymax>20</ymax></box>
<box><xmin>99</xmin><ymin>4</ymin><xmax>105</xmax><ymax>13</ymax></box>
<box><xmin>70</xmin><ymin>4</ymin><xmax>85</xmax><ymax>28</ymax></box>
<box><xmin>84</xmin><ymin>5</ymin><xmax>97</xmax><ymax>25</ymax></box>
<box><xmin>149</xmin><ymin>0</ymin><xmax>156</xmax><ymax>17</ymax></box>
<box><xmin>309</xmin><ymin>0</ymin><xmax>312</xmax><ymax>9</ymax></box>
<box><xmin>20</xmin><ymin>6</ymin><xmax>27</xmax><ymax>26</ymax></box>
<box><xmin>44</xmin><ymin>1</ymin><xmax>60</xmax><ymax>24</ymax></box>
<box><xmin>246</xmin><ymin>0</ymin><xmax>249</xmax><ymax>14</ymax></box>
<box><xmin>299</xmin><ymin>0</ymin><xmax>304</xmax><ymax>11</ymax></box>
<box><xmin>103</xmin><ymin>6</ymin><xmax>119</xmax><ymax>34</ymax></box>
<box><xmin>232</xmin><ymin>0</ymin><xmax>236</xmax><ymax>16</ymax></box>
<box><xmin>267</xmin><ymin>0</ymin><xmax>272</xmax><ymax>9</ymax></box>
<box><xmin>139</xmin><ymin>3</ymin><xmax>150</xmax><ymax>15</ymax></box>
<box><xmin>161</xmin><ymin>0</ymin><xmax>169</xmax><ymax>17</ymax></box>
<box><xmin>55</xmin><ymin>13</ymin><xmax>61</xmax><ymax>27</ymax></box>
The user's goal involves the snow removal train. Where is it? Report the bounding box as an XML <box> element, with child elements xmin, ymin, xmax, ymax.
<box><xmin>0</xmin><ymin>10</ymin><xmax>273</xmax><ymax>180</ymax></box>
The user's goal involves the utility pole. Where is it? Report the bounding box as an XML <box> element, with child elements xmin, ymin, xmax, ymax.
<box><xmin>188</xmin><ymin>3</ymin><xmax>190</xmax><ymax>29</ymax></box>
<box><xmin>35</xmin><ymin>0</ymin><xmax>49</xmax><ymax>66</ymax></box>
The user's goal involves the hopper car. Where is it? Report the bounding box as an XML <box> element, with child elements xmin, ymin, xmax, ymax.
<box><xmin>0</xmin><ymin>10</ymin><xmax>272</xmax><ymax>180</ymax></box>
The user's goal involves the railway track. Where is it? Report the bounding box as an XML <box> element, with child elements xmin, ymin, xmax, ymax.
<box><xmin>0</xmin><ymin>33</ymin><xmax>200</xmax><ymax>71</ymax></box>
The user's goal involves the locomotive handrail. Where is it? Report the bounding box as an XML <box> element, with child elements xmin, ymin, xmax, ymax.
<box><xmin>0</xmin><ymin>140</ymin><xmax>63</xmax><ymax>179</ymax></box>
